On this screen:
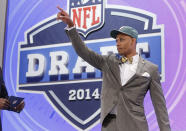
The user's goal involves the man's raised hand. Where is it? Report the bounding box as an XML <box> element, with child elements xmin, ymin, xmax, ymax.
<box><xmin>57</xmin><ymin>6</ymin><xmax>74</xmax><ymax>28</ymax></box>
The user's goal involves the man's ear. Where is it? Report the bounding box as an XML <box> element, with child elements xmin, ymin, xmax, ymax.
<box><xmin>132</xmin><ymin>38</ymin><xmax>136</xmax><ymax>46</ymax></box>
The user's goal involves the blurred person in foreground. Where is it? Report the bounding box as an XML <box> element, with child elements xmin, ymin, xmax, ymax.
<box><xmin>0</xmin><ymin>67</ymin><xmax>25</xmax><ymax>131</ymax></box>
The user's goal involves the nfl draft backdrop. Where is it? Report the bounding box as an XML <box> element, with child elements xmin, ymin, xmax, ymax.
<box><xmin>2</xmin><ymin>0</ymin><xmax>186</xmax><ymax>131</ymax></box>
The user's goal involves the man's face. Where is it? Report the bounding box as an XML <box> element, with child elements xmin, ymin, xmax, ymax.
<box><xmin>116</xmin><ymin>33</ymin><xmax>135</xmax><ymax>56</ymax></box>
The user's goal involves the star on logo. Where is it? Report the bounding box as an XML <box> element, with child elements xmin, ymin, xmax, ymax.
<box><xmin>81</xmin><ymin>0</ymin><xmax>90</xmax><ymax>5</ymax></box>
<box><xmin>71</xmin><ymin>2</ymin><xmax>74</xmax><ymax>6</ymax></box>
<box><xmin>77</xmin><ymin>1</ymin><xmax>80</xmax><ymax>5</ymax></box>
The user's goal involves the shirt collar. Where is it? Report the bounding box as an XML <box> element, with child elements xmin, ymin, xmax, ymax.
<box><xmin>132</xmin><ymin>54</ymin><xmax>139</xmax><ymax>64</ymax></box>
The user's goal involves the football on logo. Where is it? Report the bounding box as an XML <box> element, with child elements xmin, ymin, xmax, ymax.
<box><xmin>17</xmin><ymin>0</ymin><xmax>164</xmax><ymax>130</ymax></box>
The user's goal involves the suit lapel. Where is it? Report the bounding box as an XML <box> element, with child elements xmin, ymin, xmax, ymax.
<box><xmin>108</xmin><ymin>57</ymin><xmax>122</xmax><ymax>85</ymax></box>
<box><xmin>136</xmin><ymin>56</ymin><xmax>145</xmax><ymax>75</ymax></box>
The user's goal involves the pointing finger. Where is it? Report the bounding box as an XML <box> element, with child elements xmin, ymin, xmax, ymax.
<box><xmin>57</xmin><ymin>6</ymin><xmax>69</xmax><ymax>16</ymax></box>
<box><xmin>57</xmin><ymin>6</ymin><xmax>63</xmax><ymax>12</ymax></box>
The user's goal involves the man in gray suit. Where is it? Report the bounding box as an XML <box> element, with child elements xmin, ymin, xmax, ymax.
<box><xmin>57</xmin><ymin>6</ymin><xmax>171</xmax><ymax>131</ymax></box>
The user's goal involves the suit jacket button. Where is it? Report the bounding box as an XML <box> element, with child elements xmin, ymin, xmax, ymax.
<box><xmin>120</xmin><ymin>88</ymin><xmax>124</xmax><ymax>91</ymax></box>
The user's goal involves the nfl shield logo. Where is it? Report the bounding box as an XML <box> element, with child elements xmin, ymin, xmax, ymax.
<box><xmin>68</xmin><ymin>0</ymin><xmax>105</xmax><ymax>37</ymax></box>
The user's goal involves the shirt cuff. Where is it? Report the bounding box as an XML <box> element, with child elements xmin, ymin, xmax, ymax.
<box><xmin>65</xmin><ymin>25</ymin><xmax>76</xmax><ymax>31</ymax></box>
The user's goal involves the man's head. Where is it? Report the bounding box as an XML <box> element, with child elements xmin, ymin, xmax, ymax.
<box><xmin>110</xmin><ymin>26</ymin><xmax>138</xmax><ymax>57</ymax></box>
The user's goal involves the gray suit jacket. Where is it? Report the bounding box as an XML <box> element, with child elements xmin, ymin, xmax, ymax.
<box><xmin>66</xmin><ymin>28</ymin><xmax>171</xmax><ymax>131</ymax></box>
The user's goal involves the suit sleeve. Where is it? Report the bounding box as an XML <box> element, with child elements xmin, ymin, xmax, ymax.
<box><xmin>149</xmin><ymin>66</ymin><xmax>171</xmax><ymax>131</ymax></box>
<box><xmin>66</xmin><ymin>28</ymin><xmax>106</xmax><ymax>70</ymax></box>
<box><xmin>0</xmin><ymin>67</ymin><xmax>8</xmax><ymax>98</ymax></box>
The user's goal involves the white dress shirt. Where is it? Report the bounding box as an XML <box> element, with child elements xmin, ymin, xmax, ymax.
<box><xmin>110</xmin><ymin>54</ymin><xmax>139</xmax><ymax>114</ymax></box>
<box><xmin>119</xmin><ymin>54</ymin><xmax>139</xmax><ymax>86</ymax></box>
